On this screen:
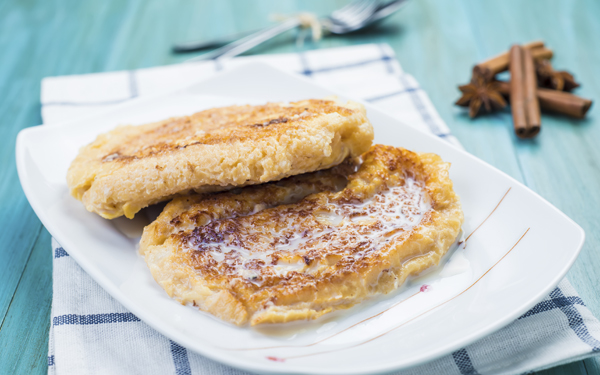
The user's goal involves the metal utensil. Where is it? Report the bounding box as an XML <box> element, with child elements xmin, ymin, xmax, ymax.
<box><xmin>181</xmin><ymin>0</ymin><xmax>406</xmax><ymax>61</ymax></box>
<box><xmin>173</xmin><ymin>29</ymin><xmax>259</xmax><ymax>53</ymax></box>
<box><xmin>175</xmin><ymin>0</ymin><xmax>379</xmax><ymax>54</ymax></box>
<box><xmin>325</xmin><ymin>0</ymin><xmax>380</xmax><ymax>33</ymax></box>
<box><xmin>327</xmin><ymin>0</ymin><xmax>407</xmax><ymax>33</ymax></box>
<box><xmin>185</xmin><ymin>17</ymin><xmax>302</xmax><ymax>62</ymax></box>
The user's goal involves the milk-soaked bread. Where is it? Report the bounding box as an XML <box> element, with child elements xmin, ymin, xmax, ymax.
<box><xmin>67</xmin><ymin>98</ymin><xmax>373</xmax><ymax>219</ymax></box>
<box><xmin>140</xmin><ymin>145</ymin><xmax>463</xmax><ymax>326</ymax></box>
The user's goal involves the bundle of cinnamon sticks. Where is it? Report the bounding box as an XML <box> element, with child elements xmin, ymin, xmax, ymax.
<box><xmin>456</xmin><ymin>41</ymin><xmax>593</xmax><ymax>138</ymax></box>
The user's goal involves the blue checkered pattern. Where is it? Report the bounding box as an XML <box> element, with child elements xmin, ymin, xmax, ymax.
<box><xmin>49</xmin><ymin>246</ymin><xmax>600</xmax><ymax>375</ymax></box>
<box><xmin>43</xmin><ymin>44</ymin><xmax>600</xmax><ymax>375</ymax></box>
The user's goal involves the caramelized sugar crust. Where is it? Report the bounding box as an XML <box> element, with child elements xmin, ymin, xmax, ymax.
<box><xmin>141</xmin><ymin>145</ymin><xmax>463</xmax><ymax>326</ymax></box>
<box><xmin>67</xmin><ymin>98</ymin><xmax>373</xmax><ymax>219</ymax></box>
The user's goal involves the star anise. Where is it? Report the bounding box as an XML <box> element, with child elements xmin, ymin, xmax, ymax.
<box><xmin>455</xmin><ymin>72</ymin><xmax>507</xmax><ymax>118</ymax></box>
<box><xmin>536</xmin><ymin>59</ymin><xmax>580</xmax><ymax>92</ymax></box>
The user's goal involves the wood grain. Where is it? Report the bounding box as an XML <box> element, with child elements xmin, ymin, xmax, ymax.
<box><xmin>0</xmin><ymin>229</ymin><xmax>52</xmax><ymax>374</ymax></box>
<box><xmin>0</xmin><ymin>0</ymin><xmax>598</xmax><ymax>374</ymax></box>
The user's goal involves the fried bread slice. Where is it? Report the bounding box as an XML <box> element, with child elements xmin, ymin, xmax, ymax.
<box><xmin>67</xmin><ymin>98</ymin><xmax>373</xmax><ymax>219</ymax></box>
<box><xmin>141</xmin><ymin>145</ymin><xmax>463</xmax><ymax>326</ymax></box>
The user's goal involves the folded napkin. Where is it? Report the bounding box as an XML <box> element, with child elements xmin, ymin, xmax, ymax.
<box><xmin>43</xmin><ymin>44</ymin><xmax>600</xmax><ymax>375</ymax></box>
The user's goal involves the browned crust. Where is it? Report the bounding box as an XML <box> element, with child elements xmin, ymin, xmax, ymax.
<box><xmin>67</xmin><ymin>98</ymin><xmax>373</xmax><ymax>219</ymax></box>
<box><xmin>141</xmin><ymin>145</ymin><xmax>463</xmax><ymax>326</ymax></box>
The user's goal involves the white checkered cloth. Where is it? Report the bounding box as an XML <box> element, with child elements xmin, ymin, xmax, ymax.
<box><xmin>43</xmin><ymin>44</ymin><xmax>600</xmax><ymax>375</ymax></box>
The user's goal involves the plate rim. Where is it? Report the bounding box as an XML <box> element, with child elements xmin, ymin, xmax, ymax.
<box><xmin>16</xmin><ymin>61</ymin><xmax>586</xmax><ymax>375</ymax></box>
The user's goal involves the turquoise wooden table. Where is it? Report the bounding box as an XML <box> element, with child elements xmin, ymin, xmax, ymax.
<box><xmin>1</xmin><ymin>0</ymin><xmax>599</xmax><ymax>373</ymax></box>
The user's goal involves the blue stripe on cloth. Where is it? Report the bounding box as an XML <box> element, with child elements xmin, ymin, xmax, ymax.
<box><xmin>54</xmin><ymin>247</ymin><xmax>69</xmax><ymax>258</ymax></box>
<box><xmin>48</xmin><ymin>355</ymin><xmax>55</xmax><ymax>366</ymax></box>
<box><xmin>398</xmin><ymin>74</ymin><xmax>445</xmax><ymax>136</ymax></box>
<box><xmin>298</xmin><ymin>52</ymin><xmax>312</xmax><ymax>76</ymax></box>
<box><xmin>44</xmin><ymin>53</ymin><xmax>395</xmax><ymax>106</ymax></box>
<box><xmin>519</xmin><ymin>295</ymin><xmax>586</xmax><ymax>320</ymax></box>
<box><xmin>299</xmin><ymin>56</ymin><xmax>393</xmax><ymax>76</ymax></box>
<box><xmin>44</xmin><ymin>71</ymin><xmax>139</xmax><ymax>107</ymax></box>
<box><xmin>550</xmin><ymin>288</ymin><xmax>600</xmax><ymax>352</ymax></box>
<box><xmin>42</xmin><ymin>98</ymin><xmax>133</xmax><ymax>107</ymax></box>
<box><xmin>365</xmin><ymin>87</ymin><xmax>452</xmax><ymax>139</ymax></box>
<box><xmin>170</xmin><ymin>340</ymin><xmax>192</xmax><ymax>375</ymax></box>
<box><xmin>452</xmin><ymin>348</ymin><xmax>480</xmax><ymax>375</ymax></box>
<box><xmin>53</xmin><ymin>313</ymin><xmax>140</xmax><ymax>326</ymax></box>
<box><xmin>377</xmin><ymin>43</ymin><xmax>395</xmax><ymax>74</ymax></box>
<box><xmin>364</xmin><ymin>87</ymin><xmax>421</xmax><ymax>102</ymax></box>
<box><xmin>129</xmin><ymin>70</ymin><xmax>138</xmax><ymax>98</ymax></box>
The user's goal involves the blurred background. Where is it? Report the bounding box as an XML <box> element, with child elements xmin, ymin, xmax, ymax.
<box><xmin>4</xmin><ymin>1</ymin><xmax>598</xmax><ymax>155</ymax></box>
<box><xmin>1</xmin><ymin>1</ymin><xmax>600</xmax><ymax>374</ymax></box>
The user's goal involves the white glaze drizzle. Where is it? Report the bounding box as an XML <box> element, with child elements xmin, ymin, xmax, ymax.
<box><xmin>186</xmin><ymin>178</ymin><xmax>432</xmax><ymax>281</ymax></box>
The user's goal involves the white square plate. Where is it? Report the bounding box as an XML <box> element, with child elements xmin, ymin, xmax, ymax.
<box><xmin>17</xmin><ymin>62</ymin><xmax>584</xmax><ymax>374</ymax></box>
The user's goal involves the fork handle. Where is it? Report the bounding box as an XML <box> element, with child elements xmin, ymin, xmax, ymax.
<box><xmin>173</xmin><ymin>30</ymin><xmax>256</xmax><ymax>53</ymax></box>
<box><xmin>186</xmin><ymin>18</ymin><xmax>301</xmax><ymax>62</ymax></box>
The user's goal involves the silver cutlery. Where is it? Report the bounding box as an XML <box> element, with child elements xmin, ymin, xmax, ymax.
<box><xmin>180</xmin><ymin>0</ymin><xmax>407</xmax><ymax>62</ymax></box>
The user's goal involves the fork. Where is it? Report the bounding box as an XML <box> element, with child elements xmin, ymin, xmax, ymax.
<box><xmin>185</xmin><ymin>0</ymin><xmax>397</xmax><ymax>62</ymax></box>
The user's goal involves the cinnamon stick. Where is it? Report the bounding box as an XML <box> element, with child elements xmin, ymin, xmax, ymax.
<box><xmin>496</xmin><ymin>81</ymin><xmax>593</xmax><ymax>118</ymax></box>
<box><xmin>531</xmin><ymin>47</ymin><xmax>554</xmax><ymax>60</ymax></box>
<box><xmin>509</xmin><ymin>45</ymin><xmax>530</xmax><ymax>138</ymax></box>
<box><xmin>523</xmin><ymin>48</ymin><xmax>541</xmax><ymax>137</ymax></box>
<box><xmin>474</xmin><ymin>41</ymin><xmax>553</xmax><ymax>78</ymax></box>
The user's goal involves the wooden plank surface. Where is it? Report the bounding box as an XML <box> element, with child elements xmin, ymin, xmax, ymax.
<box><xmin>0</xmin><ymin>0</ymin><xmax>598</xmax><ymax>374</ymax></box>
<box><xmin>0</xmin><ymin>229</ymin><xmax>52</xmax><ymax>374</ymax></box>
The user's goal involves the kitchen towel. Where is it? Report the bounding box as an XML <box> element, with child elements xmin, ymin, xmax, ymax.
<box><xmin>43</xmin><ymin>44</ymin><xmax>600</xmax><ymax>375</ymax></box>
